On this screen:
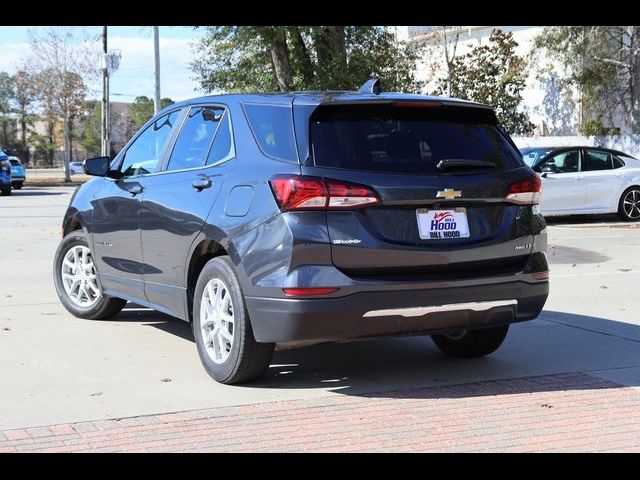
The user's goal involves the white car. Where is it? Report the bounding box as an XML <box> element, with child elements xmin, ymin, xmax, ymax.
<box><xmin>69</xmin><ymin>161</ymin><xmax>85</xmax><ymax>175</ymax></box>
<box><xmin>521</xmin><ymin>147</ymin><xmax>640</xmax><ymax>221</ymax></box>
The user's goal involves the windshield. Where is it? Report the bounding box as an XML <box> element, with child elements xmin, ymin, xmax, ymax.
<box><xmin>520</xmin><ymin>148</ymin><xmax>553</xmax><ymax>167</ymax></box>
<box><xmin>310</xmin><ymin>104</ymin><xmax>523</xmax><ymax>175</ymax></box>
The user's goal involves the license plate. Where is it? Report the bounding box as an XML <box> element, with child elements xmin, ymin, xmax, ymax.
<box><xmin>416</xmin><ymin>208</ymin><xmax>470</xmax><ymax>240</ymax></box>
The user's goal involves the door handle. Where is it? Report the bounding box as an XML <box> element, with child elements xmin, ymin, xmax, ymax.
<box><xmin>125</xmin><ymin>183</ymin><xmax>143</xmax><ymax>196</ymax></box>
<box><xmin>192</xmin><ymin>178</ymin><xmax>212</xmax><ymax>191</ymax></box>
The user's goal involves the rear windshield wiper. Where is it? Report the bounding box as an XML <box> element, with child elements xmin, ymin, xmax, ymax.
<box><xmin>437</xmin><ymin>159</ymin><xmax>497</xmax><ymax>170</ymax></box>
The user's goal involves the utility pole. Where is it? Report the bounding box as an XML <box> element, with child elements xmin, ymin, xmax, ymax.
<box><xmin>101</xmin><ymin>26</ymin><xmax>109</xmax><ymax>157</ymax></box>
<box><xmin>153</xmin><ymin>26</ymin><xmax>161</xmax><ymax>114</ymax></box>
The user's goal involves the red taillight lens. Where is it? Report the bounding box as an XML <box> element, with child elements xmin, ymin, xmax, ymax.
<box><xmin>270</xmin><ymin>175</ymin><xmax>380</xmax><ymax>211</ymax></box>
<box><xmin>283</xmin><ymin>287</ymin><xmax>339</xmax><ymax>296</ymax></box>
<box><xmin>505</xmin><ymin>175</ymin><xmax>542</xmax><ymax>205</ymax></box>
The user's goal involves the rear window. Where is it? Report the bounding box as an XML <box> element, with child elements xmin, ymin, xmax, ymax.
<box><xmin>243</xmin><ymin>104</ymin><xmax>298</xmax><ymax>162</ymax></box>
<box><xmin>310</xmin><ymin>104</ymin><xmax>523</xmax><ymax>174</ymax></box>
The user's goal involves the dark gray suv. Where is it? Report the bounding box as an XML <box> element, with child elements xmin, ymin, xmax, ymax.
<box><xmin>53</xmin><ymin>82</ymin><xmax>549</xmax><ymax>384</ymax></box>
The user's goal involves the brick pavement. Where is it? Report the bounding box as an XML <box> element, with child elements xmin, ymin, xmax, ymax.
<box><xmin>2</xmin><ymin>372</ymin><xmax>639</xmax><ymax>452</ymax></box>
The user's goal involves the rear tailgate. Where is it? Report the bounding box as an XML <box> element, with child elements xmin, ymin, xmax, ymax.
<box><xmin>300</xmin><ymin>102</ymin><xmax>537</xmax><ymax>279</ymax></box>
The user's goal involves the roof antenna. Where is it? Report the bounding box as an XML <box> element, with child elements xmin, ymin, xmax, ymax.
<box><xmin>359</xmin><ymin>78</ymin><xmax>382</xmax><ymax>95</ymax></box>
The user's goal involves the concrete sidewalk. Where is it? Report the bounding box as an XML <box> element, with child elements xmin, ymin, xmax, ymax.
<box><xmin>2</xmin><ymin>372</ymin><xmax>639</xmax><ymax>452</ymax></box>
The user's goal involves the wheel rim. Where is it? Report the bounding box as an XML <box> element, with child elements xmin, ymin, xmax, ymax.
<box><xmin>61</xmin><ymin>245</ymin><xmax>101</xmax><ymax>308</ymax></box>
<box><xmin>623</xmin><ymin>189</ymin><xmax>640</xmax><ymax>219</ymax></box>
<box><xmin>200</xmin><ymin>278</ymin><xmax>235</xmax><ymax>364</ymax></box>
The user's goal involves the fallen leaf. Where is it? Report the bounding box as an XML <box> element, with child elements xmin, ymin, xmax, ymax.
<box><xmin>540</xmin><ymin>404</ymin><xmax>553</xmax><ymax>409</ymax></box>
<box><xmin>618</xmin><ymin>268</ymin><xmax>632</xmax><ymax>272</ymax></box>
<box><xmin>41</xmin><ymin>312</ymin><xmax>58</xmax><ymax>316</ymax></box>
<box><xmin>89</xmin><ymin>392</ymin><xmax>103</xmax><ymax>397</ymax></box>
<box><xmin>2</xmin><ymin>326</ymin><xmax>10</xmax><ymax>331</ymax></box>
<box><xmin>600</xmin><ymin>285</ymin><xmax>608</xmax><ymax>289</ymax></box>
<box><xmin>160</xmin><ymin>378</ymin><xmax>172</xmax><ymax>383</ymax></box>
<box><xmin>571</xmin><ymin>264</ymin><xmax>576</xmax><ymax>267</ymax></box>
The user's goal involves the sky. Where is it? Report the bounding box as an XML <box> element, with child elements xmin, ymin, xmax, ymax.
<box><xmin>0</xmin><ymin>26</ymin><xmax>208</xmax><ymax>102</ymax></box>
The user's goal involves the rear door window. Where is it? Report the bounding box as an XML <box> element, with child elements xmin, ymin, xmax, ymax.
<box><xmin>584</xmin><ymin>149</ymin><xmax>612</xmax><ymax>171</ymax></box>
<box><xmin>309</xmin><ymin>104</ymin><xmax>523</xmax><ymax>174</ymax></box>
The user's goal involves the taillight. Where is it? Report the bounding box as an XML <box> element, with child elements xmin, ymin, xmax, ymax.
<box><xmin>505</xmin><ymin>175</ymin><xmax>542</xmax><ymax>205</ymax></box>
<box><xmin>269</xmin><ymin>175</ymin><xmax>380</xmax><ymax>211</ymax></box>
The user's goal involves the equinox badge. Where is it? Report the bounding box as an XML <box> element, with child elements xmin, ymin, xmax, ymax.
<box><xmin>436</xmin><ymin>189</ymin><xmax>462</xmax><ymax>200</ymax></box>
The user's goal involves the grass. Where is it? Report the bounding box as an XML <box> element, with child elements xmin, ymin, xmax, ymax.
<box><xmin>24</xmin><ymin>176</ymin><xmax>91</xmax><ymax>187</ymax></box>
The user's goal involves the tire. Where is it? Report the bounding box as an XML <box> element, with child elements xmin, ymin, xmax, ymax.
<box><xmin>431</xmin><ymin>324</ymin><xmax>509</xmax><ymax>359</ymax></box>
<box><xmin>193</xmin><ymin>256</ymin><xmax>274</xmax><ymax>385</ymax></box>
<box><xmin>12</xmin><ymin>182</ymin><xmax>23</xmax><ymax>190</ymax></box>
<box><xmin>1</xmin><ymin>188</ymin><xmax>10</xmax><ymax>196</ymax></box>
<box><xmin>53</xmin><ymin>231</ymin><xmax>126</xmax><ymax>320</ymax></box>
<box><xmin>618</xmin><ymin>186</ymin><xmax>640</xmax><ymax>222</ymax></box>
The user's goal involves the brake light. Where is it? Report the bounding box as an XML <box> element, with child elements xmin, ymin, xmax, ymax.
<box><xmin>283</xmin><ymin>288</ymin><xmax>339</xmax><ymax>296</ymax></box>
<box><xmin>269</xmin><ymin>175</ymin><xmax>380</xmax><ymax>211</ymax></box>
<box><xmin>505</xmin><ymin>175</ymin><xmax>542</xmax><ymax>205</ymax></box>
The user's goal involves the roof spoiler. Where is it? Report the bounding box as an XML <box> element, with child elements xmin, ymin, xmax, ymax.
<box><xmin>358</xmin><ymin>78</ymin><xmax>382</xmax><ymax>95</ymax></box>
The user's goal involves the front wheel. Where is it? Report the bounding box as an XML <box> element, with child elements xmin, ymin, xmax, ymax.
<box><xmin>618</xmin><ymin>187</ymin><xmax>640</xmax><ymax>221</ymax></box>
<box><xmin>193</xmin><ymin>256</ymin><xmax>274</xmax><ymax>384</ymax></box>
<box><xmin>12</xmin><ymin>182</ymin><xmax>23</xmax><ymax>190</ymax></box>
<box><xmin>1</xmin><ymin>188</ymin><xmax>10</xmax><ymax>196</ymax></box>
<box><xmin>431</xmin><ymin>324</ymin><xmax>509</xmax><ymax>358</ymax></box>
<box><xmin>53</xmin><ymin>231</ymin><xmax>126</xmax><ymax>319</ymax></box>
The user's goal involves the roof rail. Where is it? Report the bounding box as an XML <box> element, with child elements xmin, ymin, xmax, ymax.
<box><xmin>358</xmin><ymin>78</ymin><xmax>382</xmax><ymax>95</ymax></box>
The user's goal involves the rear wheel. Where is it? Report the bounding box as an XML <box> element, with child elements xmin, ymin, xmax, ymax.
<box><xmin>618</xmin><ymin>187</ymin><xmax>640</xmax><ymax>221</ymax></box>
<box><xmin>12</xmin><ymin>182</ymin><xmax>23</xmax><ymax>189</ymax></box>
<box><xmin>431</xmin><ymin>324</ymin><xmax>509</xmax><ymax>358</ymax></box>
<box><xmin>193</xmin><ymin>256</ymin><xmax>274</xmax><ymax>385</ymax></box>
<box><xmin>53</xmin><ymin>231</ymin><xmax>126</xmax><ymax>319</ymax></box>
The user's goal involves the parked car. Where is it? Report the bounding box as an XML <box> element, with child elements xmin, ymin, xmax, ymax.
<box><xmin>520</xmin><ymin>146</ymin><xmax>640</xmax><ymax>221</ymax></box>
<box><xmin>8</xmin><ymin>156</ymin><xmax>26</xmax><ymax>189</ymax></box>
<box><xmin>69</xmin><ymin>161</ymin><xmax>85</xmax><ymax>175</ymax></box>
<box><xmin>53</xmin><ymin>81</ymin><xmax>549</xmax><ymax>384</ymax></box>
<box><xmin>0</xmin><ymin>149</ymin><xmax>11</xmax><ymax>196</ymax></box>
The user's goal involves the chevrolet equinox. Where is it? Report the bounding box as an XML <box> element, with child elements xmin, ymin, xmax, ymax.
<box><xmin>53</xmin><ymin>80</ymin><xmax>549</xmax><ymax>384</ymax></box>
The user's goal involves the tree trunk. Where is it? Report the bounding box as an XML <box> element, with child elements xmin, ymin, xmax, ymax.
<box><xmin>290</xmin><ymin>27</ymin><xmax>315</xmax><ymax>85</ymax></box>
<box><xmin>328</xmin><ymin>26</ymin><xmax>346</xmax><ymax>71</ymax></box>
<box><xmin>19</xmin><ymin>111</ymin><xmax>29</xmax><ymax>163</ymax></box>
<box><xmin>270</xmin><ymin>31</ymin><xmax>293</xmax><ymax>91</ymax></box>
<box><xmin>47</xmin><ymin>120</ymin><xmax>54</xmax><ymax>167</ymax></box>
<box><xmin>63</xmin><ymin>115</ymin><xmax>71</xmax><ymax>182</ymax></box>
<box><xmin>312</xmin><ymin>27</ymin><xmax>332</xmax><ymax>71</ymax></box>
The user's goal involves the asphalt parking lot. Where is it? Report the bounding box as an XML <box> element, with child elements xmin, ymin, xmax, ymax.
<box><xmin>1</xmin><ymin>186</ymin><xmax>640</xmax><ymax>451</ymax></box>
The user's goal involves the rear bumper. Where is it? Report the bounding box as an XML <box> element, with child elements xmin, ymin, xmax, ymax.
<box><xmin>246</xmin><ymin>280</ymin><xmax>549</xmax><ymax>343</ymax></box>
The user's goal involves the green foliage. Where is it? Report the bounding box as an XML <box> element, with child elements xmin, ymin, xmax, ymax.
<box><xmin>435</xmin><ymin>29</ymin><xmax>535</xmax><ymax>135</ymax></box>
<box><xmin>80</xmin><ymin>101</ymin><xmax>102</xmax><ymax>157</ymax></box>
<box><xmin>534</xmin><ymin>26</ymin><xmax>640</xmax><ymax>133</ymax></box>
<box><xmin>129</xmin><ymin>96</ymin><xmax>174</xmax><ymax>129</ymax></box>
<box><xmin>0</xmin><ymin>72</ymin><xmax>18</xmax><ymax>151</ymax></box>
<box><xmin>192</xmin><ymin>26</ymin><xmax>423</xmax><ymax>94</ymax></box>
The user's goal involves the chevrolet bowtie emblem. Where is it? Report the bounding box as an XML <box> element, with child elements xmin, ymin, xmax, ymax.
<box><xmin>436</xmin><ymin>189</ymin><xmax>462</xmax><ymax>200</ymax></box>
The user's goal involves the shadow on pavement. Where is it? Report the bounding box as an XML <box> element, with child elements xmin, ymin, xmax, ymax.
<box><xmin>9</xmin><ymin>189</ymin><xmax>67</xmax><ymax>196</ymax></box>
<box><xmin>545</xmin><ymin>213</ymin><xmax>635</xmax><ymax>226</ymax></box>
<box><xmin>108</xmin><ymin>306</ymin><xmax>640</xmax><ymax>397</ymax></box>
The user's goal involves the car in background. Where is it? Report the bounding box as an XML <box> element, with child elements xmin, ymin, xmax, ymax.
<box><xmin>0</xmin><ymin>149</ymin><xmax>11</xmax><ymax>196</ymax></box>
<box><xmin>8</xmin><ymin>156</ymin><xmax>26</xmax><ymax>189</ymax></box>
<box><xmin>520</xmin><ymin>146</ymin><xmax>640</xmax><ymax>221</ymax></box>
<box><xmin>69</xmin><ymin>161</ymin><xmax>85</xmax><ymax>175</ymax></box>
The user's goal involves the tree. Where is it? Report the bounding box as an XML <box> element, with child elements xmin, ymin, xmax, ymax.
<box><xmin>26</xmin><ymin>28</ymin><xmax>97</xmax><ymax>180</ymax></box>
<box><xmin>129</xmin><ymin>96</ymin><xmax>174</xmax><ymax>129</ymax></box>
<box><xmin>436</xmin><ymin>29</ymin><xmax>535</xmax><ymax>135</ymax></box>
<box><xmin>192</xmin><ymin>26</ymin><xmax>423</xmax><ymax>94</ymax></box>
<box><xmin>12</xmin><ymin>69</ymin><xmax>37</xmax><ymax>163</ymax></box>
<box><xmin>534</xmin><ymin>26</ymin><xmax>640</xmax><ymax>134</ymax></box>
<box><xmin>0</xmin><ymin>72</ymin><xmax>18</xmax><ymax>152</ymax></box>
<box><xmin>80</xmin><ymin>101</ymin><xmax>102</xmax><ymax>158</ymax></box>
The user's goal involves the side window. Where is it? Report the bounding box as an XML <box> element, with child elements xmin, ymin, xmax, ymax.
<box><xmin>612</xmin><ymin>155</ymin><xmax>625</xmax><ymax>169</ymax></box>
<box><xmin>167</xmin><ymin>106</ymin><xmax>224</xmax><ymax>171</ymax></box>
<box><xmin>243</xmin><ymin>104</ymin><xmax>298</xmax><ymax>162</ymax></box>
<box><xmin>584</xmin><ymin>150</ymin><xmax>612</xmax><ymax>171</ymax></box>
<box><xmin>542</xmin><ymin>150</ymin><xmax>580</xmax><ymax>174</ymax></box>
<box><xmin>121</xmin><ymin>110</ymin><xmax>180</xmax><ymax>177</ymax></box>
<box><xmin>206</xmin><ymin>111</ymin><xmax>234</xmax><ymax>165</ymax></box>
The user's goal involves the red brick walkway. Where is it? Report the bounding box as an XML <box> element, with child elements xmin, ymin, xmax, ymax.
<box><xmin>2</xmin><ymin>372</ymin><xmax>640</xmax><ymax>452</ymax></box>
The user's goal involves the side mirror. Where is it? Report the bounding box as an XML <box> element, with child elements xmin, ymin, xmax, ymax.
<box><xmin>83</xmin><ymin>156</ymin><xmax>121</xmax><ymax>179</ymax></box>
<box><xmin>541</xmin><ymin>163</ymin><xmax>558</xmax><ymax>173</ymax></box>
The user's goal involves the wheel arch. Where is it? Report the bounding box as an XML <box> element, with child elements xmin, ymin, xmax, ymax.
<box><xmin>186</xmin><ymin>238</ymin><xmax>229</xmax><ymax>322</ymax></box>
